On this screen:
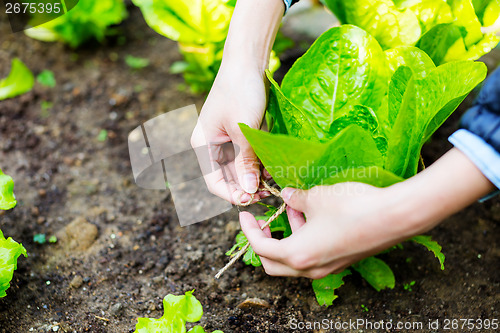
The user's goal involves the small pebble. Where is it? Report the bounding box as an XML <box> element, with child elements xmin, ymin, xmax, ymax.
<box><xmin>237</xmin><ymin>298</ymin><xmax>271</xmax><ymax>309</ymax></box>
<box><xmin>70</xmin><ymin>275</ymin><xmax>83</xmax><ymax>289</ymax></box>
<box><xmin>110</xmin><ymin>303</ymin><xmax>123</xmax><ymax>316</ymax></box>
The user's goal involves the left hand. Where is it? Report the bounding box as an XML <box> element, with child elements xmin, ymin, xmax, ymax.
<box><xmin>240</xmin><ymin>182</ymin><xmax>412</xmax><ymax>279</ymax></box>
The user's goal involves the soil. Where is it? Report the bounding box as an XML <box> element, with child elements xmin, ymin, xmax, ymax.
<box><xmin>1</xmin><ymin>5</ymin><xmax>499</xmax><ymax>333</ymax></box>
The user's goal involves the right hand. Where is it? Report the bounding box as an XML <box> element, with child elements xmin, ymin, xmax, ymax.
<box><xmin>191</xmin><ymin>62</ymin><xmax>269</xmax><ymax>204</ymax></box>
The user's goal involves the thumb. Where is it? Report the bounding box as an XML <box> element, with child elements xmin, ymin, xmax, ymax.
<box><xmin>233</xmin><ymin>132</ymin><xmax>260</xmax><ymax>194</ymax></box>
<box><xmin>281</xmin><ymin>187</ymin><xmax>310</xmax><ymax>212</ymax></box>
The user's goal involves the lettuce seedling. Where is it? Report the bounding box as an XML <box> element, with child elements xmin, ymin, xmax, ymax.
<box><xmin>125</xmin><ymin>55</ymin><xmax>150</xmax><ymax>70</ymax></box>
<box><xmin>36</xmin><ymin>70</ymin><xmax>56</xmax><ymax>88</ymax></box>
<box><xmin>322</xmin><ymin>0</ymin><xmax>500</xmax><ymax>65</ymax></box>
<box><xmin>234</xmin><ymin>25</ymin><xmax>484</xmax><ymax>305</ymax></box>
<box><xmin>0</xmin><ymin>230</ymin><xmax>27</xmax><ymax>298</ymax></box>
<box><xmin>0</xmin><ymin>168</ymin><xmax>17</xmax><ymax>210</ymax></box>
<box><xmin>25</xmin><ymin>0</ymin><xmax>128</xmax><ymax>48</ymax></box>
<box><xmin>134</xmin><ymin>291</ymin><xmax>223</xmax><ymax>333</ymax></box>
<box><xmin>1</xmin><ymin>169</ymin><xmax>26</xmax><ymax>298</ymax></box>
<box><xmin>0</xmin><ymin>58</ymin><xmax>34</xmax><ymax>101</ymax></box>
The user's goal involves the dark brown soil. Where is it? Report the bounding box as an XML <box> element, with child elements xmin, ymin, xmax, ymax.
<box><xmin>1</xmin><ymin>6</ymin><xmax>499</xmax><ymax>333</ymax></box>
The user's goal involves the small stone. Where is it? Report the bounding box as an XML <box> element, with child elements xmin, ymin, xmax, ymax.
<box><xmin>69</xmin><ymin>275</ymin><xmax>83</xmax><ymax>289</ymax></box>
<box><xmin>56</xmin><ymin>217</ymin><xmax>98</xmax><ymax>251</ymax></box>
<box><xmin>63</xmin><ymin>157</ymin><xmax>75</xmax><ymax>166</ymax></box>
<box><xmin>152</xmin><ymin>276</ymin><xmax>164</xmax><ymax>284</ymax></box>
<box><xmin>237</xmin><ymin>298</ymin><xmax>271</xmax><ymax>310</ymax></box>
<box><xmin>37</xmin><ymin>217</ymin><xmax>46</xmax><ymax>224</ymax></box>
<box><xmin>110</xmin><ymin>303</ymin><xmax>123</xmax><ymax>316</ymax></box>
<box><xmin>31</xmin><ymin>207</ymin><xmax>40</xmax><ymax>217</ymax></box>
<box><xmin>187</xmin><ymin>250</ymin><xmax>203</xmax><ymax>263</ymax></box>
<box><xmin>38</xmin><ymin>189</ymin><xmax>47</xmax><ymax>197</ymax></box>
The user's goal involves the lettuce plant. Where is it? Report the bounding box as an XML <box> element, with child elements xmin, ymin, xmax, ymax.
<box><xmin>0</xmin><ymin>169</ymin><xmax>16</xmax><ymax>210</ymax></box>
<box><xmin>134</xmin><ymin>291</ymin><xmax>223</xmax><ymax>333</ymax></box>
<box><xmin>322</xmin><ymin>0</ymin><xmax>500</xmax><ymax>65</ymax></box>
<box><xmin>25</xmin><ymin>0</ymin><xmax>128</xmax><ymax>48</ymax></box>
<box><xmin>0</xmin><ymin>230</ymin><xmax>27</xmax><ymax>298</ymax></box>
<box><xmin>132</xmin><ymin>0</ymin><xmax>234</xmax><ymax>94</ymax></box>
<box><xmin>229</xmin><ymin>24</ymin><xmax>486</xmax><ymax>306</ymax></box>
<box><xmin>0</xmin><ymin>58</ymin><xmax>34</xmax><ymax>101</ymax></box>
<box><xmin>133</xmin><ymin>0</ymin><xmax>280</xmax><ymax>94</ymax></box>
<box><xmin>0</xmin><ymin>169</ymin><xmax>26</xmax><ymax>298</ymax></box>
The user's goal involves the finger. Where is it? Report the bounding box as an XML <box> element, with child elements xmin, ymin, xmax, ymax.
<box><xmin>262</xmin><ymin>168</ymin><xmax>272</xmax><ymax>181</ymax></box>
<box><xmin>281</xmin><ymin>187</ymin><xmax>310</xmax><ymax>212</ymax></box>
<box><xmin>202</xmin><ymin>169</ymin><xmax>262</xmax><ymax>205</ymax></box>
<box><xmin>257</xmin><ymin>219</ymin><xmax>271</xmax><ymax>238</ymax></box>
<box><xmin>286</xmin><ymin>206</ymin><xmax>306</xmax><ymax>232</ymax></box>
<box><xmin>259</xmin><ymin>257</ymin><xmax>301</xmax><ymax>277</ymax></box>
<box><xmin>232</xmin><ymin>131</ymin><xmax>260</xmax><ymax>194</ymax></box>
<box><xmin>256</xmin><ymin>190</ymin><xmax>271</xmax><ymax>198</ymax></box>
<box><xmin>239</xmin><ymin>212</ymin><xmax>285</xmax><ymax>261</ymax></box>
<box><xmin>191</xmin><ymin>128</ymin><xmax>237</xmax><ymax>203</ymax></box>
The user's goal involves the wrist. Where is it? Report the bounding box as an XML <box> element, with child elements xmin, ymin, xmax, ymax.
<box><xmin>222</xmin><ymin>0</ymin><xmax>284</xmax><ymax>73</ymax></box>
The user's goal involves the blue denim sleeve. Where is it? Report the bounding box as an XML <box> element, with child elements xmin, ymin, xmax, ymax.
<box><xmin>460</xmin><ymin>67</ymin><xmax>500</xmax><ymax>152</ymax></box>
<box><xmin>449</xmin><ymin>129</ymin><xmax>500</xmax><ymax>193</ymax></box>
<box><xmin>283</xmin><ymin>0</ymin><xmax>300</xmax><ymax>12</ymax></box>
<box><xmin>451</xmin><ymin>67</ymin><xmax>500</xmax><ymax>200</ymax></box>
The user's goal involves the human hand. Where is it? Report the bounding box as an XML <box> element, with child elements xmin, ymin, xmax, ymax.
<box><xmin>191</xmin><ymin>63</ymin><xmax>269</xmax><ymax>204</ymax></box>
<box><xmin>239</xmin><ymin>148</ymin><xmax>495</xmax><ymax>279</ymax></box>
<box><xmin>240</xmin><ymin>183</ymin><xmax>409</xmax><ymax>279</ymax></box>
<box><xmin>190</xmin><ymin>0</ymin><xmax>284</xmax><ymax>205</ymax></box>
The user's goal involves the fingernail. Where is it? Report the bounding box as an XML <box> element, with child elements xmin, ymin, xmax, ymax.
<box><xmin>242</xmin><ymin>173</ymin><xmax>258</xmax><ymax>193</ymax></box>
<box><xmin>281</xmin><ymin>188</ymin><xmax>296</xmax><ymax>201</ymax></box>
<box><xmin>239</xmin><ymin>192</ymin><xmax>251</xmax><ymax>204</ymax></box>
<box><xmin>259</xmin><ymin>191</ymin><xmax>271</xmax><ymax>198</ymax></box>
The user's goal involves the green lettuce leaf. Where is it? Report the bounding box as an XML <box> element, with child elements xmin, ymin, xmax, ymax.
<box><xmin>385</xmin><ymin>60</ymin><xmax>486</xmax><ymax>178</ymax></box>
<box><xmin>352</xmin><ymin>257</ymin><xmax>395</xmax><ymax>292</ymax></box>
<box><xmin>385</xmin><ymin>46</ymin><xmax>435</xmax><ymax>79</ymax></box>
<box><xmin>134</xmin><ymin>291</ymin><xmax>203</xmax><ymax>333</ymax></box>
<box><xmin>322</xmin><ymin>0</ymin><xmax>499</xmax><ymax>64</ymax></box>
<box><xmin>322</xmin><ymin>0</ymin><xmax>421</xmax><ymax>49</ymax></box>
<box><xmin>312</xmin><ymin>270</ymin><xmax>351</xmax><ymax>306</ymax></box>
<box><xmin>240</xmin><ymin>124</ymin><xmax>404</xmax><ymax>189</ymax></box>
<box><xmin>25</xmin><ymin>0</ymin><xmax>128</xmax><ymax>48</ymax></box>
<box><xmin>0</xmin><ymin>168</ymin><xmax>17</xmax><ymax>210</ymax></box>
<box><xmin>0</xmin><ymin>230</ymin><xmax>27</xmax><ymax>298</ymax></box>
<box><xmin>449</xmin><ymin>0</ymin><xmax>484</xmax><ymax>46</ymax></box>
<box><xmin>131</xmin><ymin>0</ymin><xmax>233</xmax><ymax>45</ymax></box>
<box><xmin>411</xmin><ymin>235</ymin><xmax>445</xmax><ymax>270</ymax></box>
<box><xmin>266</xmin><ymin>70</ymin><xmax>321</xmax><ymax>140</ymax></box>
<box><xmin>226</xmin><ymin>231</ymin><xmax>261</xmax><ymax>267</ymax></box>
<box><xmin>410</xmin><ymin>0</ymin><xmax>454</xmax><ymax>33</ymax></box>
<box><xmin>412</xmin><ymin>0</ymin><xmax>500</xmax><ymax>64</ymax></box>
<box><xmin>0</xmin><ymin>58</ymin><xmax>34</xmax><ymax>101</ymax></box>
<box><xmin>472</xmin><ymin>0</ymin><xmax>500</xmax><ymax>26</ymax></box>
<box><xmin>416</xmin><ymin>23</ymin><xmax>468</xmax><ymax>64</ymax></box>
<box><xmin>280</xmin><ymin>25</ymin><xmax>390</xmax><ymax>137</ymax></box>
<box><xmin>36</xmin><ymin>69</ymin><xmax>56</xmax><ymax>88</ymax></box>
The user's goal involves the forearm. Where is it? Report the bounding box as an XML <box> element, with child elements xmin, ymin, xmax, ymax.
<box><xmin>388</xmin><ymin>148</ymin><xmax>495</xmax><ymax>237</ymax></box>
<box><xmin>222</xmin><ymin>0</ymin><xmax>285</xmax><ymax>72</ymax></box>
